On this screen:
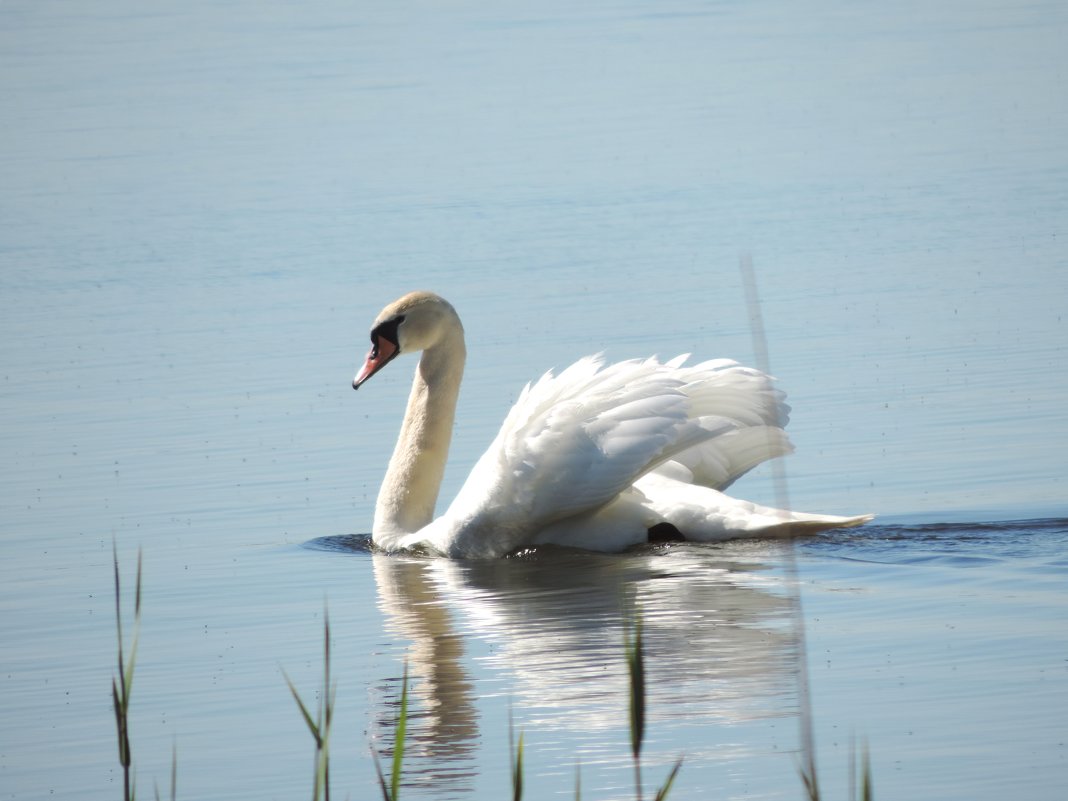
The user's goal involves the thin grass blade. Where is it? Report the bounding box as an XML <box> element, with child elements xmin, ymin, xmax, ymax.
<box><xmin>112</xmin><ymin>679</ymin><xmax>130</xmax><ymax>766</ymax></box>
<box><xmin>511</xmin><ymin>732</ymin><xmax>524</xmax><ymax>801</ymax></box>
<box><xmin>371</xmin><ymin>745</ymin><xmax>393</xmax><ymax>801</ymax></box>
<box><xmin>652</xmin><ymin>758</ymin><xmax>684</xmax><ymax>801</ymax></box>
<box><xmin>135</xmin><ymin>549</ymin><xmax>143</xmax><ymax>616</ymax></box>
<box><xmin>389</xmin><ymin>664</ymin><xmax>408</xmax><ymax>801</ymax></box>
<box><xmin>322</xmin><ymin>612</ymin><xmax>333</xmax><ymax>801</ymax></box>
<box><xmin>283</xmin><ymin>670</ymin><xmax>323</xmax><ymax>746</ymax></box>
<box><xmin>113</xmin><ymin>542</ymin><xmax>124</xmax><ymax>657</ymax></box>
<box><xmin>111</xmin><ymin>545</ymin><xmax>142</xmax><ymax>801</ymax></box>
<box><xmin>323</xmin><ymin>612</ymin><xmax>333</xmax><ymax>733</ymax></box>
<box><xmin>860</xmin><ymin>742</ymin><xmax>873</xmax><ymax>801</ymax></box>
<box><xmin>170</xmin><ymin>742</ymin><xmax>177</xmax><ymax>801</ymax></box>
<box><xmin>123</xmin><ymin>629</ymin><xmax>140</xmax><ymax>699</ymax></box>
<box><xmin>625</xmin><ymin>614</ymin><xmax>646</xmax><ymax>761</ymax></box>
<box><xmin>798</xmin><ymin>761</ymin><xmax>820</xmax><ymax>801</ymax></box>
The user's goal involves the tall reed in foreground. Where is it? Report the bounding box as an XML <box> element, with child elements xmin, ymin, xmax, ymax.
<box><xmin>509</xmin><ymin>712</ymin><xmax>524</xmax><ymax>801</ymax></box>
<box><xmin>741</xmin><ymin>255</ymin><xmax>824</xmax><ymax>800</ymax></box>
<box><xmin>153</xmin><ymin>743</ymin><xmax>177</xmax><ymax>801</ymax></box>
<box><xmin>284</xmin><ymin>610</ymin><xmax>337</xmax><ymax>801</ymax></box>
<box><xmin>850</xmin><ymin>739</ymin><xmax>873</xmax><ymax>801</ymax></box>
<box><xmin>624</xmin><ymin>609</ymin><xmax>683</xmax><ymax>801</ymax></box>
<box><xmin>371</xmin><ymin>663</ymin><xmax>408</xmax><ymax>801</ymax></box>
<box><xmin>111</xmin><ymin>544</ymin><xmax>142</xmax><ymax>801</ymax></box>
<box><xmin>111</xmin><ymin>546</ymin><xmax>176</xmax><ymax>801</ymax></box>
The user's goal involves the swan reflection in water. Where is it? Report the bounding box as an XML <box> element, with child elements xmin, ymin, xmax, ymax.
<box><xmin>369</xmin><ymin>541</ymin><xmax>806</xmax><ymax>796</ymax></box>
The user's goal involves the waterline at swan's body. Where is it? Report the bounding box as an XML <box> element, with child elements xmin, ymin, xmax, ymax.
<box><xmin>353</xmin><ymin>291</ymin><xmax>872</xmax><ymax>558</ymax></box>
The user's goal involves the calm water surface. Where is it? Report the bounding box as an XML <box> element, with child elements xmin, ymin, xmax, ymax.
<box><xmin>2</xmin><ymin>1</ymin><xmax>1067</xmax><ymax>799</ymax></box>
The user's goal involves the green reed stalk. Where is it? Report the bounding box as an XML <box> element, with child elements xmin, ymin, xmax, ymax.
<box><xmin>391</xmin><ymin>664</ymin><xmax>408</xmax><ymax>800</ymax></box>
<box><xmin>372</xmin><ymin>662</ymin><xmax>408</xmax><ymax>801</ymax></box>
<box><xmin>153</xmin><ymin>743</ymin><xmax>177</xmax><ymax>801</ymax></box>
<box><xmin>624</xmin><ymin>612</ymin><xmax>646</xmax><ymax>801</ymax></box>
<box><xmin>509</xmin><ymin>712</ymin><xmax>524</xmax><ymax>801</ymax></box>
<box><xmin>284</xmin><ymin>611</ymin><xmax>336</xmax><ymax>801</ymax></box>
<box><xmin>112</xmin><ymin>544</ymin><xmax>142</xmax><ymax>801</ymax></box>
<box><xmin>850</xmin><ymin>739</ymin><xmax>873</xmax><ymax>801</ymax></box>
<box><xmin>652</xmin><ymin>759</ymin><xmax>682</xmax><ymax>801</ymax></box>
<box><xmin>624</xmin><ymin>607</ymin><xmax>682</xmax><ymax>801</ymax></box>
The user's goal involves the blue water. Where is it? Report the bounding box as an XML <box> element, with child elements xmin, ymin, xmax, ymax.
<box><xmin>2</xmin><ymin>0</ymin><xmax>1067</xmax><ymax>799</ymax></box>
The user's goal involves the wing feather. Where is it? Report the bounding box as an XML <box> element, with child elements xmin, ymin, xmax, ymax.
<box><xmin>431</xmin><ymin>354</ymin><xmax>792</xmax><ymax>556</ymax></box>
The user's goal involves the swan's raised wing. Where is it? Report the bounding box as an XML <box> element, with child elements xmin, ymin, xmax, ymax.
<box><xmin>425</xmin><ymin>356</ymin><xmax>789</xmax><ymax>557</ymax></box>
<box><xmin>655</xmin><ymin>358</ymin><xmax>794</xmax><ymax>490</ymax></box>
<box><xmin>654</xmin><ymin>426</ymin><xmax>794</xmax><ymax>490</ymax></box>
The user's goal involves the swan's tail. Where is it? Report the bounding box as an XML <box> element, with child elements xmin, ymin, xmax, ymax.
<box><xmin>633</xmin><ymin>472</ymin><xmax>874</xmax><ymax>542</ymax></box>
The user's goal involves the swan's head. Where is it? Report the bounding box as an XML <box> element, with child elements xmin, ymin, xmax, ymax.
<box><xmin>353</xmin><ymin>291</ymin><xmax>462</xmax><ymax>389</ymax></box>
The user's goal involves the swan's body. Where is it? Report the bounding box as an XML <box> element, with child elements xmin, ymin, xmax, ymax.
<box><xmin>354</xmin><ymin>291</ymin><xmax>871</xmax><ymax>558</ymax></box>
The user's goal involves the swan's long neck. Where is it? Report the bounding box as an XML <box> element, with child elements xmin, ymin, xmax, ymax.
<box><xmin>373</xmin><ymin>328</ymin><xmax>466</xmax><ymax>544</ymax></box>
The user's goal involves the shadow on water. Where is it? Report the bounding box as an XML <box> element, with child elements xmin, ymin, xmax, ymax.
<box><xmin>801</xmin><ymin>518</ymin><xmax>1068</xmax><ymax>568</ymax></box>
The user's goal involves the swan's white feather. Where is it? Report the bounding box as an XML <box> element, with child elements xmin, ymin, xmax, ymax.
<box><xmin>655</xmin><ymin>425</ymin><xmax>794</xmax><ymax>491</ymax></box>
<box><xmin>420</xmin><ymin>355</ymin><xmax>800</xmax><ymax>556</ymax></box>
<box><xmin>633</xmin><ymin>473</ymin><xmax>874</xmax><ymax>539</ymax></box>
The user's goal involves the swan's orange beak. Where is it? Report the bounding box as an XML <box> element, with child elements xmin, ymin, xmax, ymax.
<box><xmin>353</xmin><ymin>336</ymin><xmax>399</xmax><ymax>390</ymax></box>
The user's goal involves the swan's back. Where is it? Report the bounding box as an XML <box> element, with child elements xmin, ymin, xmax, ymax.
<box><xmin>419</xmin><ymin>355</ymin><xmax>794</xmax><ymax>557</ymax></box>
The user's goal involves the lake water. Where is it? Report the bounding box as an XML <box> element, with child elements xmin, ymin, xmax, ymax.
<box><xmin>2</xmin><ymin>1</ymin><xmax>1066</xmax><ymax>799</ymax></box>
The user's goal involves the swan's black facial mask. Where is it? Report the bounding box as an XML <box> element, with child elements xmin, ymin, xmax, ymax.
<box><xmin>353</xmin><ymin>315</ymin><xmax>404</xmax><ymax>390</ymax></box>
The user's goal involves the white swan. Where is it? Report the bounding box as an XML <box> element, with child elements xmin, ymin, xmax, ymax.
<box><xmin>353</xmin><ymin>291</ymin><xmax>872</xmax><ymax>558</ymax></box>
